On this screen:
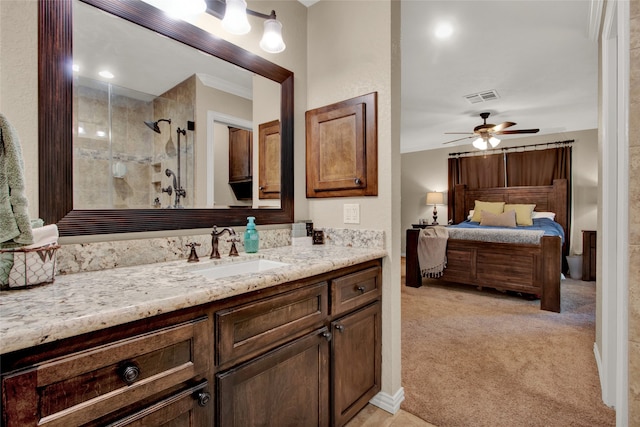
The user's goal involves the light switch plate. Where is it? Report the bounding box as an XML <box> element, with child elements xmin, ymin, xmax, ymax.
<box><xmin>343</xmin><ymin>203</ymin><xmax>360</xmax><ymax>224</ymax></box>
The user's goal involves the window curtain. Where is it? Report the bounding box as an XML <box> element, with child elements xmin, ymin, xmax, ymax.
<box><xmin>506</xmin><ymin>147</ymin><xmax>571</xmax><ymax>186</ymax></box>
<box><xmin>448</xmin><ymin>146</ymin><xmax>572</xmax><ymax>221</ymax></box>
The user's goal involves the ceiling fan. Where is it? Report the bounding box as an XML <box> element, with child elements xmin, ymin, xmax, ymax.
<box><xmin>443</xmin><ymin>112</ymin><xmax>540</xmax><ymax>150</ymax></box>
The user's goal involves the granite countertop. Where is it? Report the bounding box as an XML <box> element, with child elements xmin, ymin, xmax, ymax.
<box><xmin>0</xmin><ymin>245</ymin><xmax>386</xmax><ymax>355</ymax></box>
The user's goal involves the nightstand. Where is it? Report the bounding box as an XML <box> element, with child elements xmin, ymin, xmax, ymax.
<box><xmin>412</xmin><ymin>223</ymin><xmax>440</xmax><ymax>229</ymax></box>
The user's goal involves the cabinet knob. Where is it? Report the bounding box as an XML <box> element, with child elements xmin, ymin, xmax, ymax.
<box><xmin>119</xmin><ymin>362</ymin><xmax>140</xmax><ymax>384</ymax></box>
<box><xmin>354</xmin><ymin>177</ymin><xmax>362</xmax><ymax>185</ymax></box>
<box><xmin>195</xmin><ymin>391</ymin><xmax>211</xmax><ymax>407</ymax></box>
<box><xmin>321</xmin><ymin>331</ymin><xmax>332</xmax><ymax>341</ymax></box>
<box><xmin>356</xmin><ymin>285</ymin><xmax>366</xmax><ymax>294</ymax></box>
<box><xmin>259</xmin><ymin>186</ymin><xmax>264</xmax><ymax>190</ymax></box>
<box><xmin>335</xmin><ymin>324</ymin><xmax>345</xmax><ymax>333</ymax></box>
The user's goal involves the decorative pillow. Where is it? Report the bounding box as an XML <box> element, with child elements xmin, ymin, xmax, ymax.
<box><xmin>479</xmin><ymin>210</ymin><xmax>517</xmax><ymax>228</ymax></box>
<box><xmin>504</xmin><ymin>204</ymin><xmax>536</xmax><ymax>226</ymax></box>
<box><xmin>532</xmin><ymin>211</ymin><xmax>556</xmax><ymax>221</ymax></box>
<box><xmin>470</xmin><ymin>201</ymin><xmax>505</xmax><ymax>222</ymax></box>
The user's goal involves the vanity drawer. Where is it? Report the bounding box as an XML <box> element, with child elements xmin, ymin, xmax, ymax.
<box><xmin>331</xmin><ymin>266</ymin><xmax>381</xmax><ymax>316</ymax></box>
<box><xmin>216</xmin><ymin>282</ymin><xmax>328</xmax><ymax>368</ymax></box>
<box><xmin>1</xmin><ymin>317</ymin><xmax>209</xmax><ymax>427</ymax></box>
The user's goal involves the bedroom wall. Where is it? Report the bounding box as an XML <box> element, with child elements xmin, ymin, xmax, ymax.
<box><xmin>306</xmin><ymin>0</ymin><xmax>403</xmax><ymax>404</ymax></box>
<box><xmin>400</xmin><ymin>128</ymin><xmax>599</xmax><ymax>255</ymax></box>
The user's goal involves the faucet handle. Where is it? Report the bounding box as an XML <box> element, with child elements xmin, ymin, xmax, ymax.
<box><xmin>227</xmin><ymin>237</ymin><xmax>240</xmax><ymax>257</ymax></box>
<box><xmin>186</xmin><ymin>242</ymin><xmax>201</xmax><ymax>263</ymax></box>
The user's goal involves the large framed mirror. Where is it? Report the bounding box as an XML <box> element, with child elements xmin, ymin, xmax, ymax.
<box><xmin>38</xmin><ymin>0</ymin><xmax>294</xmax><ymax>237</ymax></box>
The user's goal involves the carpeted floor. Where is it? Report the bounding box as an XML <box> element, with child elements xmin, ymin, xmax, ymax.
<box><xmin>400</xmin><ymin>261</ymin><xmax>616</xmax><ymax>427</ymax></box>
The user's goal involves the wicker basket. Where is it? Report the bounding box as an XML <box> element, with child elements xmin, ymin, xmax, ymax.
<box><xmin>0</xmin><ymin>244</ymin><xmax>60</xmax><ymax>289</ymax></box>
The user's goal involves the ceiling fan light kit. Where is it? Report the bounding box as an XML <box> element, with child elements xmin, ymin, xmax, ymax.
<box><xmin>443</xmin><ymin>112</ymin><xmax>539</xmax><ymax>150</ymax></box>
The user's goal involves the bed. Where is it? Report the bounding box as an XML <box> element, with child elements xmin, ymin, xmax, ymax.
<box><xmin>405</xmin><ymin>179</ymin><xmax>568</xmax><ymax>312</ymax></box>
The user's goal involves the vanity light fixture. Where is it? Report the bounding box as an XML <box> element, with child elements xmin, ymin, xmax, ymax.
<box><xmin>206</xmin><ymin>0</ymin><xmax>286</xmax><ymax>53</ymax></box>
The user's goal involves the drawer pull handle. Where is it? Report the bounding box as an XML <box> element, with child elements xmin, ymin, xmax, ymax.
<box><xmin>322</xmin><ymin>331</ymin><xmax>332</xmax><ymax>341</ymax></box>
<box><xmin>195</xmin><ymin>391</ymin><xmax>211</xmax><ymax>407</ymax></box>
<box><xmin>357</xmin><ymin>285</ymin><xmax>366</xmax><ymax>294</ymax></box>
<box><xmin>119</xmin><ymin>363</ymin><xmax>140</xmax><ymax>384</ymax></box>
<box><xmin>335</xmin><ymin>324</ymin><xmax>345</xmax><ymax>333</ymax></box>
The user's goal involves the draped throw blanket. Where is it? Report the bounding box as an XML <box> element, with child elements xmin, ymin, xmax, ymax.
<box><xmin>417</xmin><ymin>226</ymin><xmax>449</xmax><ymax>278</ymax></box>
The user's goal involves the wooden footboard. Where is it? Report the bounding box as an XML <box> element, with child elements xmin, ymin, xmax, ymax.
<box><xmin>405</xmin><ymin>228</ymin><xmax>561</xmax><ymax>312</ymax></box>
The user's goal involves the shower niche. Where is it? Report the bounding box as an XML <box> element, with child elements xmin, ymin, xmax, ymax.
<box><xmin>73</xmin><ymin>75</ymin><xmax>195</xmax><ymax>209</ymax></box>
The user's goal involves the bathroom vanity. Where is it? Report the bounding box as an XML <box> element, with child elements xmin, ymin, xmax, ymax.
<box><xmin>0</xmin><ymin>246</ymin><xmax>385</xmax><ymax>426</ymax></box>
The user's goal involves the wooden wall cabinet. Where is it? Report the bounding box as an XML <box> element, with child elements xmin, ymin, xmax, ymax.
<box><xmin>258</xmin><ymin>120</ymin><xmax>281</xmax><ymax>199</ymax></box>
<box><xmin>228</xmin><ymin>127</ymin><xmax>253</xmax><ymax>200</ymax></box>
<box><xmin>305</xmin><ymin>93</ymin><xmax>378</xmax><ymax>198</ymax></box>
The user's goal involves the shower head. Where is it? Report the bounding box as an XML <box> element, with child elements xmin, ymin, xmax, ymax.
<box><xmin>144</xmin><ymin>118</ymin><xmax>171</xmax><ymax>134</ymax></box>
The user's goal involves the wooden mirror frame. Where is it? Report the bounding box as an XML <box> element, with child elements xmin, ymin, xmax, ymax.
<box><xmin>38</xmin><ymin>0</ymin><xmax>294</xmax><ymax>237</ymax></box>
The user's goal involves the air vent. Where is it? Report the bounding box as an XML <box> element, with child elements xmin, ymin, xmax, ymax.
<box><xmin>464</xmin><ymin>89</ymin><xmax>500</xmax><ymax>104</ymax></box>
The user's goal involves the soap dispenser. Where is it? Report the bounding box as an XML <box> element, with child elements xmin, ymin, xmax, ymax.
<box><xmin>244</xmin><ymin>216</ymin><xmax>259</xmax><ymax>253</ymax></box>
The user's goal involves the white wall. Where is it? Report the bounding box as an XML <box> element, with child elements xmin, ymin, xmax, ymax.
<box><xmin>307</xmin><ymin>0</ymin><xmax>403</xmax><ymax>406</ymax></box>
<box><xmin>400</xmin><ymin>129</ymin><xmax>599</xmax><ymax>255</ymax></box>
<box><xmin>0</xmin><ymin>0</ymin><xmax>39</xmax><ymax>219</ymax></box>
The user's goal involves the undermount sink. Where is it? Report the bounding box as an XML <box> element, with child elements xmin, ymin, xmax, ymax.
<box><xmin>186</xmin><ymin>259</ymin><xmax>290</xmax><ymax>280</ymax></box>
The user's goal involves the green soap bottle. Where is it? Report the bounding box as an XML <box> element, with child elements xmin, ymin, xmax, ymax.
<box><xmin>244</xmin><ymin>216</ymin><xmax>259</xmax><ymax>253</ymax></box>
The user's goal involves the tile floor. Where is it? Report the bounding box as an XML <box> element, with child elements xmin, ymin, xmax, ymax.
<box><xmin>345</xmin><ymin>404</ymin><xmax>436</xmax><ymax>427</ymax></box>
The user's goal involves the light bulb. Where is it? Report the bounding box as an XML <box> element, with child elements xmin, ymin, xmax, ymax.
<box><xmin>223</xmin><ymin>0</ymin><xmax>251</xmax><ymax>35</ymax></box>
<box><xmin>489</xmin><ymin>136</ymin><xmax>501</xmax><ymax>148</ymax></box>
<box><xmin>472</xmin><ymin>137</ymin><xmax>487</xmax><ymax>150</ymax></box>
<box><xmin>259</xmin><ymin>19</ymin><xmax>286</xmax><ymax>53</ymax></box>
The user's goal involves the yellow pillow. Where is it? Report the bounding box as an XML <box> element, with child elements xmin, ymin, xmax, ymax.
<box><xmin>470</xmin><ymin>201</ymin><xmax>505</xmax><ymax>222</ymax></box>
<box><xmin>479</xmin><ymin>210</ymin><xmax>517</xmax><ymax>227</ymax></box>
<box><xmin>504</xmin><ymin>204</ymin><xmax>536</xmax><ymax>226</ymax></box>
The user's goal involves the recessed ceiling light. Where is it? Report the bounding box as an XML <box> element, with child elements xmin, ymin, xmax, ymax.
<box><xmin>434</xmin><ymin>23</ymin><xmax>453</xmax><ymax>39</ymax></box>
<box><xmin>72</xmin><ymin>64</ymin><xmax>80</xmax><ymax>72</ymax></box>
<box><xmin>99</xmin><ymin>70</ymin><xmax>114</xmax><ymax>79</ymax></box>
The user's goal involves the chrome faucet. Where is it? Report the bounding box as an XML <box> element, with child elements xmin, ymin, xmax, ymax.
<box><xmin>210</xmin><ymin>226</ymin><xmax>236</xmax><ymax>259</ymax></box>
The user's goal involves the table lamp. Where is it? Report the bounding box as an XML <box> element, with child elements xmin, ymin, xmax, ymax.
<box><xmin>426</xmin><ymin>192</ymin><xmax>444</xmax><ymax>225</ymax></box>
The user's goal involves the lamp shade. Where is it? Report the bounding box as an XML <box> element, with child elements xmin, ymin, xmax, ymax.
<box><xmin>426</xmin><ymin>192</ymin><xmax>444</xmax><ymax>205</ymax></box>
<box><xmin>472</xmin><ymin>137</ymin><xmax>488</xmax><ymax>150</ymax></box>
<box><xmin>222</xmin><ymin>0</ymin><xmax>251</xmax><ymax>35</ymax></box>
<box><xmin>259</xmin><ymin>19</ymin><xmax>286</xmax><ymax>53</ymax></box>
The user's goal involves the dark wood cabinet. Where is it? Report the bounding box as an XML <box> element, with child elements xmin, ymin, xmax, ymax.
<box><xmin>582</xmin><ymin>230</ymin><xmax>596</xmax><ymax>281</ymax></box>
<box><xmin>1</xmin><ymin>260</ymin><xmax>382</xmax><ymax>427</ymax></box>
<box><xmin>258</xmin><ymin>120</ymin><xmax>281</xmax><ymax>199</ymax></box>
<box><xmin>228</xmin><ymin>127</ymin><xmax>253</xmax><ymax>200</ymax></box>
<box><xmin>1</xmin><ymin>316</ymin><xmax>212</xmax><ymax>427</ymax></box>
<box><xmin>305</xmin><ymin>93</ymin><xmax>378</xmax><ymax>198</ymax></box>
<box><xmin>215</xmin><ymin>260</ymin><xmax>382</xmax><ymax>427</ymax></box>
<box><xmin>228</xmin><ymin>127</ymin><xmax>252</xmax><ymax>182</ymax></box>
<box><xmin>331</xmin><ymin>302</ymin><xmax>381</xmax><ymax>427</ymax></box>
<box><xmin>216</xmin><ymin>328</ymin><xmax>330</xmax><ymax>427</ymax></box>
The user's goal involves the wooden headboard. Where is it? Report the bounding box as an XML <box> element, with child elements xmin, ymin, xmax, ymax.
<box><xmin>452</xmin><ymin>179</ymin><xmax>569</xmax><ymax>246</ymax></box>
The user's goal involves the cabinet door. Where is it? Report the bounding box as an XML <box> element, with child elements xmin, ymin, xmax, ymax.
<box><xmin>228</xmin><ymin>127</ymin><xmax>252</xmax><ymax>182</ymax></box>
<box><xmin>331</xmin><ymin>302</ymin><xmax>381</xmax><ymax>427</ymax></box>
<box><xmin>217</xmin><ymin>328</ymin><xmax>330</xmax><ymax>427</ymax></box>
<box><xmin>305</xmin><ymin>93</ymin><xmax>378</xmax><ymax>198</ymax></box>
<box><xmin>258</xmin><ymin>120</ymin><xmax>281</xmax><ymax>199</ymax></box>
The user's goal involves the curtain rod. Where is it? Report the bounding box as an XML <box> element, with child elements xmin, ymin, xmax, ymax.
<box><xmin>448</xmin><ymin>139</ymin><xmax>574</xmax><ymax>158</ymax></box>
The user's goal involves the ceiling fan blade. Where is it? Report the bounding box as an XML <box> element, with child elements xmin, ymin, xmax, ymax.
<box><xmin>444</xmin><ymin>132</ymin><xmax>474</xmax><ymax>135</ymax></box>
<box><xmin>442</xmin><ymin>135</ymin><xmax>474</xmax><ymax>144</ymax></box>
<box><xmin>496</xmin><ymin>128</ymin><xmax>540</xmax><ymax>135</ymax></box>
<box><xmin>491</xmin><ymin>121</ymin><xmax>516</xmax><ymax>132</ymax></box>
